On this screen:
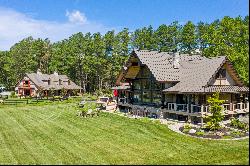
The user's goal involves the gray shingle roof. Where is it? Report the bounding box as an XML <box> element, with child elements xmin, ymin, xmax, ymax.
<box><xmin>26</xmin><ymin>73</ymin><xmax>82</xmax><ymax>90</ymax></box>
<box><xmin>135</xmin><ymin>50</ymin><xmax>180</xmax><ymax>81</ymax></box>
<box><xmin>133</xmin><ymin>50</ymin><xmax>248</xmax><ymax>93</ymax></box>
<box><xmin>203</xmin><ymin>86</ymin><xmax>249</xmax><ymax>93</ymax></box>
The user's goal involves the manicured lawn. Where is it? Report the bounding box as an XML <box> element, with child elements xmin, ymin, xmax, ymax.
<box><xmin>0</xmin><ymin>103</ymin><xmax>248</xmax><ymax>165</ymax></box>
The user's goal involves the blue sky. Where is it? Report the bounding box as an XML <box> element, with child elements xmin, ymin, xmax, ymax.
<box><xmin>0</xmin><ymin>0</ymin><xmax>249</xmax><ymax>50</ymax></box>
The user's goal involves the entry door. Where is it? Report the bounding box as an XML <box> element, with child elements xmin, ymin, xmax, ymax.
<box><xmin>24</xmin><ymin>89</ymin><xmax>30</xmax><ymax>96</ymax></box>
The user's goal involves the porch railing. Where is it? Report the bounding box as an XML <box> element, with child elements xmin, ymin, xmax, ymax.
<box><xmin>164</xmin><ymin>102</ymin><xmax>249</xmax><ymax>114</ymax></box>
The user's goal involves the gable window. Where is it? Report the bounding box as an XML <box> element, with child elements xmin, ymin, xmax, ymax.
<box><xmin>59</xmin><ymin>79</ymin><xmax>62</xmax><ymax>85</ymax></box>
<box><xmin>131</xmin><ymin>62</ymin><xmax>138</xmax><ymax>66</ymax></box>
<box><xmin>68</xmin><ymin>80</ymin><xmax>71</xmax><ymax>85</ymax></box>
<box><xmin>48</xmin><ymin>79</ymin><xmax>51</xmax><ymax>85</ymax></box>
<box><xmin>215</xmin><ymin>69</ymin><xmax>226</xmax><ymax>79</ymax></box>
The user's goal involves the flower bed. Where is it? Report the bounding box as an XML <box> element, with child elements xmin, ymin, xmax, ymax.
<box><xmin>179</xmin><ymin>124</ymin><xmax>249</xmax><ymax>139</ymax></box>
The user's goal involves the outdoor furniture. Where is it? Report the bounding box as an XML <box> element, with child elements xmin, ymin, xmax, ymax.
<box><xmin>79</xmin><ymin>100</ymin><xmax>85</xmax><ymax>108</ymax></box>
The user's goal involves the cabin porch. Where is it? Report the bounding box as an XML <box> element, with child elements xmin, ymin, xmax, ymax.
<box><xmin>116</xmin><ymin>91</ymin><xmax>249</xmax><ymax>125</ymax></box>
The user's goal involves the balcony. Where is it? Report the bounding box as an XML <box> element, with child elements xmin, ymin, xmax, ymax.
<box><xmin>163</xmin><ymin>102</ymin><xmax>249</xmax><ymax>117</ymax></box>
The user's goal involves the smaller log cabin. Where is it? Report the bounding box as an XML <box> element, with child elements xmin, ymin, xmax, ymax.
<box><xmin>112</xmin><ymin>50</ymin><xmax>249</xmax><ymax>125</ymax></box>
<box><xmin>15</xmin><ymin>70</ymin><xmax>82</xmax><ymax>97</ymax></box>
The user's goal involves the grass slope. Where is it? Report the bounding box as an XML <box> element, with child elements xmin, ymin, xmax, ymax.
<box><xmin>0</xmin><ymin>103</ymin><xmax>248</xmax><ymax>165</ymax></box>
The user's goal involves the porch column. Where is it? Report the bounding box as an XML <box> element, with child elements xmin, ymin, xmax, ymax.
<box><xmin>201</xmin><ymin>105</ymin><xmax>204</xmax><ymax>115</ymax></box>
<box><xmin>187</xmin><ymin>115</ymin><xmax>191</xmax><ymax>123</ymax></box>
<box><xmin>230</xmin><ymin>103</ymin><xmax>233</xmax><ymax>111</ymax></box>
<box><xmin>201</xmin><ymin>117</ymin><xmax>204</xmax><ymax>127</ymax></box>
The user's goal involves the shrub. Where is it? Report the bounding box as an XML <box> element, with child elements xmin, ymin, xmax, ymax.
<box><xmin>230</xmin><ymin>118</ymin><xmax>249</xmax><ymax>131</ymax></box>
<box><xmin>231</xmin><ymin>131</ymin><xmax>242</xmax><ymax>137</ymax></box>
<box><xmin>184</xmin><ymin>124</ymin><xmax>192</xmax><ymax>130</ymax></box>
<box><xmin>183</xmin><ymin>128</ymin><xmax>190</xmax><ymax>133</ymax></box>
<box><xmin>10</xmin><ymin>91</ymin><xmax>16</xmax><ymax>98</ymax></box>
<box><xmin>140</xmin><ymin>117</ymin><xmax>151</xmax><ymax>123</ymax></box>
<box><xmin>195</xmin><ymin>131</ymin><xmax>205</xmax><ymax>136</ymax></box>
<box><xmin>230</xmin><ymin>118</ymin><xmax>240</xmax><ymax>128</ymax></box>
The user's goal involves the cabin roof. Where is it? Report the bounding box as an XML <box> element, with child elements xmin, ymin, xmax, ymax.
<box><xmin>24</xmin><ymin>73</ymin><xmax>82</xmax><ymax>90</ymax></box>
<box><xmin>117</xmin><ymin>50</ymin><xmax>248</xmax><ymax>93</ymax></box>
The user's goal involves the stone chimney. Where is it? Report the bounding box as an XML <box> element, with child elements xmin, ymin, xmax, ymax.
<box><xmin>37</xmin><ymin>69</ymin><xmax>42</xmax><ymax>75</ymax></box>
<box><xmin>173</xmin><ymin>52</ymin><xmax>180</xmax><ymax>69</ymax></box>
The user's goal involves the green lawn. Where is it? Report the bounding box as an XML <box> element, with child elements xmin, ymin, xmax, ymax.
<box><xmin>0</xmin><ymin>103</ymin><xmax>248</xmax><ymax>165</ymax></box>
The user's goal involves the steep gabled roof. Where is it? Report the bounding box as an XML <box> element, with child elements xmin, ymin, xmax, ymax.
<box><xmin>118</xmin><ymin>50</ymin><xmax>248</xmax><ymax>93</ymax></box>
<box><xmin>135</xmin><ymin>50</ymin><xmax>180</xmax><ymax>81</ymax></box>
<box><xmin>25</xmin><ymin>73</ymin><xmax>82</xmax><ymax>90</ymax></box>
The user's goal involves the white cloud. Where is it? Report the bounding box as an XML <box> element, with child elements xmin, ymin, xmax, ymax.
<box><xmin>66</xmin><ymin>10</ymin><xmax>87</xmax><ymax>24</ymax></box>
<box><xmin>0</xmin><ymin>7</ymin><xmax>115</xmax><ymax>50</ymax></box>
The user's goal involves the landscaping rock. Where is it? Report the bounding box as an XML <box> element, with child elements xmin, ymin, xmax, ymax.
<box><xmin>189</xmin><ymin>129</ymin><xmax>196</xmax><ymax>134</ymax></box>
<box><xmin>215</xmin><ymin>132</ymin><xmax>224</xmax><ymax>136</ymax></box>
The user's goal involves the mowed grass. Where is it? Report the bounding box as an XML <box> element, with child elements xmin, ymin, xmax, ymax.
<box><xmin>0</xmin><ymin>103</ymin><xmax>248</xmax><ymax>165</ymax></box>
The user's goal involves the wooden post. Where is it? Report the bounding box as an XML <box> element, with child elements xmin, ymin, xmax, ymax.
<box><xmin>201</xmin><ymin>117</ymin><xmax>204</xmax><ymax>127</ymax></box>
<box><xmin>201</xmin><ymin>105</ymin><xmax>204</xmax><ymax>115</ymax></box>
<box><xmin>187</xmin><ymin>115</ymin><xmax>191</xmax><ymax>123</ymax></box>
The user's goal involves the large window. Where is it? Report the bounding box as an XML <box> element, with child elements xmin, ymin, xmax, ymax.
<box><xmin>152</xmin><ymin>82</ymin><xmax>162</xmax><ymax>90</ymax></box>
<box><xmin>152</xmin><ymin>91</ymin><xmax>162</xmax><ymax>105</ymax></box>
<box><xmin>131</xmin><ymin>68</ymin><xmax>163</xmax><ymax>105</ymax></box>
<box><xmin>133</xmin><ymin>92</ymin><xmax>141</xmax><ymax>103</ymax></box>
<box><xmin>142</xmin><ymin>79</ymin><xmax>150</xmax><ymax>90</ymax></box>
<box><xmin>133</xmin><ymin>80</ymin><xmax>140</xmax><ymax>90</ymax></box>
<box><xmin>142</xmin><ymin>91</ymin><xmax>151</xmax><ymax>103</ymax></box>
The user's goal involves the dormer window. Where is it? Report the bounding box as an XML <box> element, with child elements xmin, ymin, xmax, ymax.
<box><xmin>68</xmin><ymin>80</ymin><xmax>71</xmax><ymax>85</ymax></box>
<box><xmin>215</xmin><ymin>69</ymin><xmax>226</xmax><ymax>79</ymax></box>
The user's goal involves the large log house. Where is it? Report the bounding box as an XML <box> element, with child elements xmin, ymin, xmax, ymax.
<box><xmin>112</xmin><ymin>50</ymin><xmax>249</xmax><ymax>125</ymax></box>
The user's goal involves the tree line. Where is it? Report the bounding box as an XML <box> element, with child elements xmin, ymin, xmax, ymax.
<box><xmin>0</xmin><ymin>15</ymin><xmax>248</xmax><ymax>93</ymax></box>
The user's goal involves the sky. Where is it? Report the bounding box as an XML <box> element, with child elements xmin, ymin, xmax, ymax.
<box><xmin>0</xmin><ymin>0</ymin><xmax>249</xmax><ymax>50</ymax></box>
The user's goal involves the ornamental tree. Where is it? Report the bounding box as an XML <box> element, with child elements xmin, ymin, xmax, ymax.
<box><xmin>205</xmin><ymin>92</ymin><xmax>225</xmax><ymax>131</ymax></box>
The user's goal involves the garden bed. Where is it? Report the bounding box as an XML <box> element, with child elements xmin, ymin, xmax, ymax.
<box><xmin>179</xmin><ymin>125</ymin><xmax>249</xmax><ymax>139</ymax></box>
